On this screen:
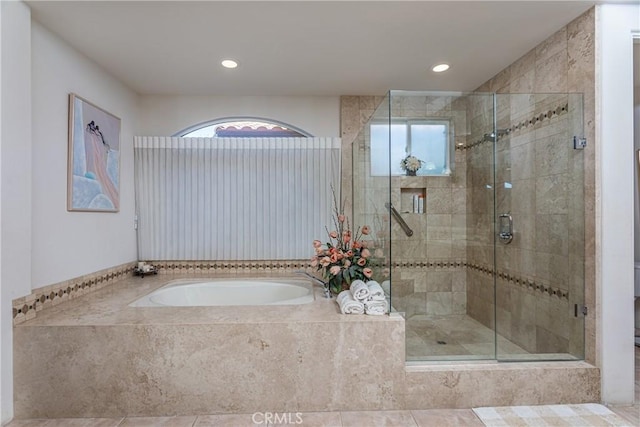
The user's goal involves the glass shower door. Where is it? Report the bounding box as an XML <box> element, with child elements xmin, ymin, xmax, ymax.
<box><xmin>351</xmin><ymin>94</ymin><xmax>393</xmax><ymax>311</ymax></box>
<box><xmin>351</xmin><ymin>90</ymin><xmax>585</xmax><ymax>363</ymax></box>
<box><xmin>493</xmin><ymin>93</ymin><xmax>585</xmax><ymax>361</ymax></box>
<box><xmin>383</xmin><ymin>91</ymin><xmax>498</xmax><ymax>361</ymax></box>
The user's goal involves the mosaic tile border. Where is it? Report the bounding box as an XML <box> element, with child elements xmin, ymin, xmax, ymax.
<box><xmin>457</xmin><ymin>101</ymin><xmax>569</xmax><ymax>151</ymax></box>
<box><xmin>149</xmin><ymin>259</ymin><xmax>312</xmax><ymax>273</ymax></box>
<box><xmin>389</xmin><ymin>260</ymin><xmax>466</xmax><ymax>269</ymax></box>
<box><xmin>12</xmin><ymin>262</ymin><xmax>137</xmax><ymax>325</ymax></box>
<box><xmin>466</xmin><ymin>262</ymin><xmax>570</xmax><ymax>300</ymax></box>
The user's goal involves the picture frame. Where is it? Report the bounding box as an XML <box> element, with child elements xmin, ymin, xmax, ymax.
<box><xmin>67</xmin><ymin>93</ymin><xmax>121</xmax><ymax>212</ymax></box>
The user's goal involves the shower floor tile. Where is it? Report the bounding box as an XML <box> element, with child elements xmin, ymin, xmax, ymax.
<box><xmin>405</xmin><ymin>314</ymin><xmax>579</xmax><ymax>361</ymax></box>
<box><xmin>405</xmin><ymin>314</ymin><xmax>529</xmax><ymax>361</ymax></box>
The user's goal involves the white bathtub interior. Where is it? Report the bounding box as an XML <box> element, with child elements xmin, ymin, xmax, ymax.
<box><xmin>129</xmin><ymin>278</ymin><xmax>315</xmax><ymax>307</ymax></box>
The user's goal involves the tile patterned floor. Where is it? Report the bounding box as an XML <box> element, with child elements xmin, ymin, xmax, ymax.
<box><xmin>7</xmin><ymin>347</ymin><xmax>638</xmax><ymax>427</ymax></box>
<box><xmin>605</xmin><ymin>343</ymin><xmax>640</xmax><ymax>426</ymax></box>
<box><xmin>473</xmin><ymin>404</ymin><xmax>634</xmax><ymax>427</ymax></box>
<box><xmin>5</xmin><ymin>410</ymin><xmax>485</xmax><ymax>426</ymax></box>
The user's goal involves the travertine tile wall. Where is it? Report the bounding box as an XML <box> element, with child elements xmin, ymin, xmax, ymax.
<box><xmin>468</xmin><ymin>8</ymin><xmax>595</xmax><ymax>360</ymax></box>
<box><xmin>344</xmin><ymin>95</ymin><xmax>469</xmax><ymax>316</ymax></box>
<box><xmin>466</xmin><ymin>94</ymin><xmax>582</xmax><ymax>354</ymax></box>
<box><xmin>341</xmin><ymin>95</ymin><xmax>386</xmax><ymax>218</ymax></box>
<box><xmin>390</xmin><ymin>95</ymin><xmax>469</xmax><ymax>316</ymax></box>
<box><xmin>464</xmin><ymin>94</ymin><xmax>496</xmax><ymax>330</ymax></box>
<box><xmin>392</xmin><ymin>264</ymin><xmax>467</xmax><ymax>319</ymax></box>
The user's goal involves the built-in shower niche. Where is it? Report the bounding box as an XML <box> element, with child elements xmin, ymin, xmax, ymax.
<box><xmin>400</xmin><ymin>187</ymin><xmax>426</xmax><ymax>214</ymax></box>
<box><xmin>352</xmin><ymin>90</ymin><xmax>585</xmax><ymax>363</ymax></box>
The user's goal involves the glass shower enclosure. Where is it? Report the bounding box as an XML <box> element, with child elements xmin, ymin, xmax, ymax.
<box><xmin>353</xmin><ymin>91</ymin><xmax>585</xmax><ymax>362</ymax></box>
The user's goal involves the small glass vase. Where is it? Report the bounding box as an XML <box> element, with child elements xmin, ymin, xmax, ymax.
<box><xmin>406</xmin><ymin>170</ymin><xmax>417</xmax><ymax>176</ymax></box>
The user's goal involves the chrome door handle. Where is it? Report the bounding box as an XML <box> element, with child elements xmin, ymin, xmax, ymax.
<box><xmin>498</xmin><ymin>213</ymin><xmax>513</xmax><ymax>244</ymax></box>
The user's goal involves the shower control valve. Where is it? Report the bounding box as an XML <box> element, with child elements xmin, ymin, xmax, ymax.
<box><xmin>498</xmin><ymin>213</ymin><xmax>513</xmax><ymax>244</ymax></box>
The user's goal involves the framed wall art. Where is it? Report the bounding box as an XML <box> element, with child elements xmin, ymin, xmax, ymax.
<box><xmin>67</xmin><ymin>93</ymin><xmax>121</xmax><ymax>212</ymax></box>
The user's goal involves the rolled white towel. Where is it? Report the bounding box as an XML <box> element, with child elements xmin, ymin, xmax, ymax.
<box><xmin>336</xmin><ymin>290</ymin><xmax>365</xmax><ymax>315</ymax></box>
<box><xmin>367</xmin><ymin>281</ymin><xmax>385</xmax><ymax>301</ymax></box>
<box><xmin>350</xmin><ymin>280</ymin><xmax>370</xmax><ymax>301</ymax></box>
<box><xmin>364</xmin><ymin>299</ymin><xmax>388</xmax><ymax>316</ymax></box>
<box><xmin>336</xmin><ymin>290</ymin><xmax>351</xmax><ymax>306</ymax></box>
<box><xmin>381</xmin><ymin>280</ymin><xmax>391</xmax><ymax>296</ymax></box>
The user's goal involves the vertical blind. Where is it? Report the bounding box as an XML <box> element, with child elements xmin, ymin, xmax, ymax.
<box><xmin>134</xmin><ymin>137</ymin><xmax>341</xmax><ymax>260</ymax></box>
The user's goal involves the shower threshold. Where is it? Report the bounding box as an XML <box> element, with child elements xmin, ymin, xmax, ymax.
<box><xmin>405</xmin><ymin>314</ymin><xmax>579</xmax><ymax>363</ymax></box>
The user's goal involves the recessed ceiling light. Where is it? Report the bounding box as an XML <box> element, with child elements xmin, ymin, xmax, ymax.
<box><xmin>221</xmin><ymin>59</ymin><xmax>238</xmax><ymax>69</ymax></box>
<box><xmin>432</xmin><ymin>63</ymin><xmax>450</xmax><ymax>73</ymax></box>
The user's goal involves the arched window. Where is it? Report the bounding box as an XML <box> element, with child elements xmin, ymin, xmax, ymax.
<box><xmin>176</xmin><ymin>117</ymin><xmax>311</xmax><ymax>138</ymax></box>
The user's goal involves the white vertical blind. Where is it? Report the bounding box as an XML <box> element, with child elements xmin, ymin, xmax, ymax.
<box><xmin>134</xmin><ymin>137</ymin><xmax>341</xmax><ymax>260</ymax></box>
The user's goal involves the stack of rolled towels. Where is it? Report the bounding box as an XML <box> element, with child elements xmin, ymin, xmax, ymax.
<box><xmin>336</xmin><ymin>280</ymin><xmax>389</xmax><ymax>315</ymax></box>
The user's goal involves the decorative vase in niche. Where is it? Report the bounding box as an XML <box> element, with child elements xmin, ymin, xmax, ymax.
<box><xmin>406</xmin><ymin>170</ymin><xmax>417</xmax><ymax>176</ymax></box>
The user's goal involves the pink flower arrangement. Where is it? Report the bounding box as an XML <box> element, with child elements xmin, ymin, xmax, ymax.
<box><xmin>311</xmin><ymin>189</ymin><xmax>373</xmax><ymax>294</ymax></box>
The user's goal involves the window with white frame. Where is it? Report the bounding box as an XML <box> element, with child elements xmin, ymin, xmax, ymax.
<box><xmin>370</xmin><ymin>119</ymin><xmax>452</xmax><ymax>176</ymax></box>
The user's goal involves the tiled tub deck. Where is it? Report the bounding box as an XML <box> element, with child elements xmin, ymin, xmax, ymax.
<box><xmin>14</xmin><ymin>273</ymin><xmax>599</xmax><ymax>419</ymax></box>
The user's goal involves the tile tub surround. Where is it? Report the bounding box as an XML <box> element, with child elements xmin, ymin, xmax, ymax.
<box><xmin>11</xmin><ymin>260</ymin><xmax>313</xmax><ymax>325</ymax></box>
<box><xmin>14</xmin><ymin>272</ymin><xmax>406</xmax><ymax>418</ymax></box>
<box><xmin>14</xmin><ymin>273</ymin><xmax>600</xmax><ymax>419</ymax></box>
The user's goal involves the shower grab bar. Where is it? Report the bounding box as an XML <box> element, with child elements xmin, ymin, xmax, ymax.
<box><xmin>385</xmin><ymin>203</ymin><xmax>414</xmax><ymax>237</ymax></box>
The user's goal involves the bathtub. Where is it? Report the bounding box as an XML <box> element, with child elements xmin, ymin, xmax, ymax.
<box><xmin>129</xmin><ymin>278</ymin><xmax>315</xmax><ymax>307</ymax></box>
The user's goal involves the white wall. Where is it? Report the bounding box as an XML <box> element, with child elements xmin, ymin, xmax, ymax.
<box><xmin>634</xmin><ymin>42</ymin><xmax>640</xmax><ymax>329</ymax></box>
<box><xmin>0</xmin><ymin>12</ymin><xmax>139</xmax><ymax>422</ymax></box>
<box><xmin>1</xmin><ymin>1</ymin><xmax>31</xmax><ymax>422</ymax></box>
<box><xmin>597</xmin><ymin>3</ymin><xmax>639</xmax><ymax>405</ymax></box>
<box><xmin>138</xmin><ymin>95</ymin><xmax>340</xmax><ymax>137</ymax></box>
<box><xmin>635</xmin><ymin>44</ymin><xmax>640</xmax><ymax>260</ymax></box>
<box><xmin>0</xmin><ymin>2</ymin><xmax>3</xmax><ymax>420</ymax></box>
<box><xmin>31</xmin><ymin>21</ymin><xmax>138</xmax><ymax>289</ymax></box>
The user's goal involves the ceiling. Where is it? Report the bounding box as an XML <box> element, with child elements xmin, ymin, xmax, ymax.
<box><xmin>26</xmin><ymin>1</ymin><xmax>600</xmax><ymax>96</ymax></box>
